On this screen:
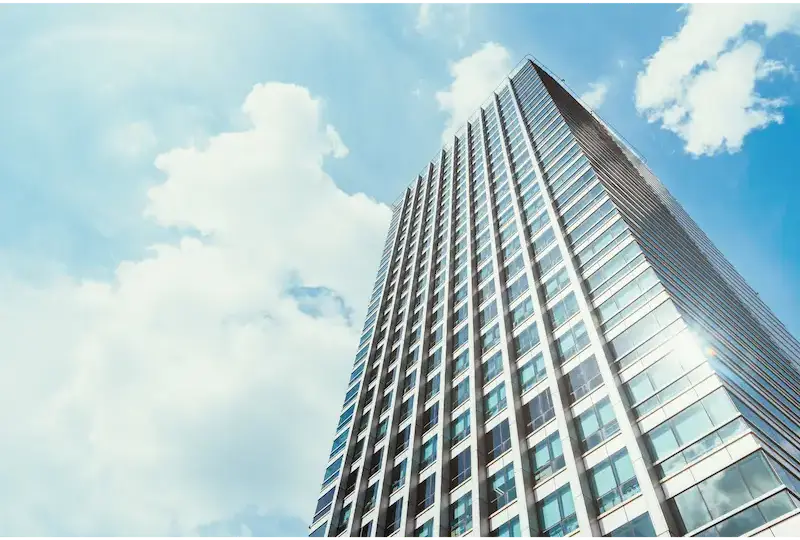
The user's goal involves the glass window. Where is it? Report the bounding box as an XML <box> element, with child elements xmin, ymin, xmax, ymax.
<box><xmin>606</xmin><ymin>513</ymin><xmax>656</xmax><ymax>537</ymax></box>
<box><xmin>491</xmin><ymin>516</ymin><xmax>522</xmax><ymax>537</ymax></box>
<box><xmin>417</xmin><ymin>473</ymin><xmax>436</xmax><ymax>513</ymax></box>
<box><xmin>453</xmin><ymin>350</ymin><xmax>470</xmax><ymax>377</ymax></box>
<box><xmin>480</xmin><ymin>302</ymin><xmax>499</xmax><ymax>328</ymax></box>
<box><xmin>451</xmin><ymin>410</ymin><xmax>471</xmax><ymax>446</ymax></box>
<box><xmin>390</xmin><ymin>459</ymin><xmax>407</xmax><ymax>491</ymax></box>
<box><xmin>489</xmin><ymin>463</ymin><xmax>518</xmax><ymax>512</ymax></box>
<box><xmin>400</xmin><ymin>397</ymin><xmax>414</xmax><ymax>422</ymax></box>
<box><xmin>565</xmin><ymin>355</ymin><xmax>603</xmax><ymax>403</ymax></box>
<box><xmin>396</xmin><ymin>425</ymin><xmax>411</xmax><ymax>454</ymax></box>
<box><xmin>576</xmin><ymin>397</ymin><xmax>619</xmax><ymax>452</ymax></box>
<box><xmin>507</xmin><ymin>275</ymin><xmax>530</xmax><ymax>303</ymax></box>
<box><xmin>537</xmin><ymin>246</ymin><xmax>563</xmax><ymax>277</ymax></box>
<box><xmin>482</xmin><ymin>351</ymin><xmax>504</xmax><ymax>385</ymax></box>
<box><xmin>515</xmin><ymin>322</ymin><xmax>540</xmax><ymax>357</ymax></box>
<box><xmin>543</xmin><ymin>267</ymin><xmax>570</xmax><ymax>301</ymax></box>
<box><xmin>322</xmin><ymin>456</ymin><xmax>343</xmax><ymax>488</ymax></box>
<box><xmin>420</xmin><ymin>436</ymin><xmax>438</xmax><ymax>470</ymax></box>
<box><xmin>511</xmin><ymin>297</ymin><xmax>535</xmax><ymax>328</ymax></box>
<box><xmin>530</xmin><ymin>431</ymin><xmax>566</xmax><ymax>483</ymax></box>
<box><xmin>453</xmin><ymin>324</ymin><xmax>470</xmax><ymax>350</ymax></box>
<box><xmin>415</xmin><ymin>519</ymin><xmax>434</xmax><ymax>537</ymax></box>
<box><xmin>537</xmin><ymin>484</ymin><xmax>579</xmax><ymax>537</ymax></box>
<box><xmin>450</xmin><ymin>448</ymin><xmax>472</xmax><ymax>489</ymax></box>
<box><xmin>524</xmin><ymin>388</ymin><xmax>555</xmax><ymax>434</ymax></box>
<box><xmin>425</xmin><ymin>373</ymin><xmax>441</xmax><ymax>401</ymax></box>
<box><xmin>313</xmin><ymin>487</ymin><xmax>336</xmax><ymax>523</ymax></box>
<box><xmin>548</xmin><ymin>292</ymin><xmax>579</xmax><ymax>328</ymax></box>
<box><xmin>309</xmin><ymin>523</ymin><xmax>327</xmax><ymax>537</ymax></box>
<box><xmin>334</xmin><ymin>503</ymin><xmax>351</xmax><ymax>535</ymax></box>
<box><xmin>453</xmin><ymin>377</ymin><xmax>470</xmax><ymax>408</ymax></box>
<box><xmin>555</xmin><ymin>321</ymin><xmax>591</xmax><ymax>364</ymax></box>
<box><xmin>588</xmin><ymin>449</ymin><xmax>641</xmax><ymax>513</ymax></box>
<box><xmin>450</xmin><ymin>493</ymin><xmax>473</xmax><ymax>536</ymax></box>
<box><xmin>482</xmin><ymin>323</ymin><xmax>502</xmax><ymax>353</ymax></box>
<box><xmin>608</xmin><ymin>300</ymin><xmax>682</xmax><ymax>367</ymax></box>
<box><xmin>484</xmin><ymin>383</ymin><xmax>508</xmax><ymax>420</ymax></box>
<box><xmin>363</xmin><ymin>482</ymin><xmax>379</xmax><ymax>513</ymax></box>
<box><xmin>422</xmin><ymin>403</ymin><xmax>439</xmax><ymax>432</ymax></box>
<box><xmin>519</xmin><ymin>351</ymin><xmax>548</xmax><ymax>392</ymax></box>
<box><xmin>505</xmin><ymin>254</ymin><xmax>525</xmax><ymax>280</ymax></box>
<box><xmin>330</xmin><ymin>428</ymin><xmax>350</xmax><ymax>458</ymax></box>
<box><xmin>487</xmin><ymin>419</ymin><xmax>512</xmax><ymax>461</ymax></box>
<box><xmin>385</xmin><ymin>499</ymin><xmax>403</xmax><ymax>535</ymax></box>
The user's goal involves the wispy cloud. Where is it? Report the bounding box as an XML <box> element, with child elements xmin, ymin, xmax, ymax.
<box><xmin>580</xmin><ymin>81</ymin><xmax>609</xmax><ymax>110</ymax></box>
<box><xmin>414</xmin><ymin>3</ymin><xmax>471</xmax><ymax>49</ymax></box>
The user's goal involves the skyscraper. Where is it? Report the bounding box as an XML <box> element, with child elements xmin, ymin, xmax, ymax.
<box><xmin>309</xmin><ymin>58</ymin><xmax>800</xmax><ymax>538</ymax></box>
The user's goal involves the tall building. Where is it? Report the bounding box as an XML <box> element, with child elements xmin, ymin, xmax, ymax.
<box><xmin>309</xmin><ymin>58</ymin><xmax>800</xmax><ymax>538</ymax></box>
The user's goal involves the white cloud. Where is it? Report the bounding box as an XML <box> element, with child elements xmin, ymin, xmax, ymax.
<box><xmin>435</xmin><ymin>42</ymin><xmax>512</xmax><ymax>144</ymax></box>
<box><xmin>635</xmin><ymin>4</ymin><xmax>800</xmax><ymax>156</ymax></box>
<box><xmin>414</xmin><ymin>4</ymin><xmax>471</xmax><ymax>49</ymax></box>
<box><xmin>106</xmin><ymin>121</ymin><xmax>158</xmax><ymax>160</ymax></box>
<box><xmin>0</xmin><ymin>82</ymin><xmax>390</xmax><ymax>534</ymax></box>
<box><xmin>579</xmin><ymin>81</ymin><xmax>609</xmax><ymax>110</ymax></box>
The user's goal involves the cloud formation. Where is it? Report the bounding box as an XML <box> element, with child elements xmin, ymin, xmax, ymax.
<box><xmin>414</xmin><ymin>3</ymin><xmax>472</xmax><ymax>49</ymax></box>
<box><xmin>0</xmin><ymin>82</ymin><xmax>390</xmax><ymax>535</ymax></box>
<box><xmin>580</xmin><ymin>81</ymin><xmax>609</xmax><ymax>110</ymax></box>
<box><xmin>635</xmin><ymin>4</ymin><xmax>800</xmax><ymax>156</ymax></box>
<box><xmin>435</xmin><ymin>42</ymin><xmax>512</xmax><ymax>144</ymax></box>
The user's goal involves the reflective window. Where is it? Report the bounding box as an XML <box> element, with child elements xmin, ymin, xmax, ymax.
<box><xmin>555</xmin><ymin>321</ymin><xmax>591</xmax><ymax>364</ymax></box>
<box><xmin>515</xmin><ymin>322</ymin><xmax>540</xmax><ymax>357</ymax></box>
<box><xmin>452</xmin><ymin>377</ymin><xmax>470</xmax><ymax>408</ymax></box>
<box><xmin>425</xmin><ymin>374</ymin><xmax>441</xmax><ymax>401</ymax></box>
<box><xmin>530</xmin><ymin>431</ymin><xmax>565</xmax><ymax>483</ymax></box>
<box><xmin>519</xmin><ymin>351</ymin><xmax>547</xmax><ymax>393</ymax></box>
<box><xmin>576</xmin><ymin>397</ymin><xmax>619</xmax><ymax>452</ymax></box>
<box><xmin>588</xmin><ymin>449</ymin><xmax>640</xmax><ymax>513</ymax></box>
<box><xmin>453</xmin><ymin>350</ymin><xmax>470</xmax><ymax>377</ymax></box>
<box><xmin>482</xmin><ymin>351</ymin><xmax>504</xmax><ymax>385</ymax></box>
<box><xmin>606</xmin><ymin>513</ymin><xmax>656</xmax><ymax>537</ymax></box>
<box><xmin>333</xmin><ymin>503</ymin><xmax>351</xmax><ymax>535</ymax></box>
<box><xmin>488</xmin><ymin>463</ymin><xmax>518</xmax><ymax>512</ymax></box>
<box><xmin>363</xmin><ymin>482</ymin><xmax>379</xmax><ymax>512</ymax></box>
<box><xmin>608</xmin><ymin>300</ymin><xmax>682</xmax><ymax>368</ymax></box>
<box><xmin>524</xmin><ymin>388</ymin><xmax>555</xmax><ymax>434</ymax></box>
<box><xmin>543</xmin><ymin>267</ymin><xmax>570</xmax><ymax>301</ymax></box>
<box><xmin>487</xmin><ymin>420</ymin><xmax>512</xmax><ymax>461</ymax></box>
<box><xmin>491</xmin><ymin>516</ymin><xmax>522</xmax><ymax>537</ymax></box>
<box><xmin>396</xmin><ymin>425</ymin><xmax>411</xmax><ymax>454</ymax></box>
<box><xmin>537</xmin><ymin>247</ymin><xmax>563</xmax><ymax>276</ymax></box>
<box><xmin>420</xmin><ymin>436</ymin><xmax>438</xmax><ymax>469</ymax></box>
<box><xmin>667</xmin><ymin>451</ymin><xmax>782</xmax><ymax>534</ymax></box>
<box><xmin>482</xmin><ymin>323</ymin><xmax>502</xmax><ymax>353</ymax></box>
<box><xmin>417</xmin><ymin>473</ymin><xmax>436</xmax><ymax>514</ymax></box>
<box><xmin>450</xmin><ymin>448</ymin><xmax>472</xmax><ymax>489</ymax></box>
<box><xmin>390</xmin><ymin>459</ymin><xmax>407</xmax><ymax>491</ymax></box>
<box><xmin>453</xmin><ymin>324</ymin><xmax>470</xmax><ymax>350</ymax></box>
<box><xmin>451</xmin><ymin>410</ymin><xmax>471</xmax><ymax>446</ymax></box>
<box><xmin>385</xmin><ymin>499</ymin><xmax>403</xmax><ymax>535</ymax></box>
<box><xmin>415</xmin><ymin>519</ymin><xmax>434</xmax><ymax>537</ymax></box>
<box><xmin>313</xmin><ymin>487</ymin><xmax>335</xmax><ymax>523</ymax></box>
<box><xmin>322</xmin><ymin>456</ymin><xmax>343</xmax><ymax>488</ymax></box>
<box><xmin>511</xmin><ymin>297</ymin><xmax>535</xmax><ymax>329</ymax></box>
<box><xmin>422</xmin><ymin>403</ymin><xmax>439</xmax><ymax>432</ymax></box>
<box><xmin>549</xmin><ymin>292</ymin><xmax>579</xmax><ymax>328</ymax></box>
<box><xmin>537</xmin><ymin>484</ymin><xmax>579</xmax><ymax>537</ymax></box>
<box><xmin>507</xmin><ymin>275</ymin><xmax>530</xmax><ymax>303</ymax></box>
<box><xmin>450</xmin><ymin>493</ymin><xmax>473</xmax><ymax>536</ymax></box>
<box><xmin>565</xmin><ymin>355</ymin><xmax>603</xmax><ymax>403</ymax></box>
<box><xmin>484</xmin><ymin>383</ymin><xmax>508</xmax><ymax>420</ymax></box>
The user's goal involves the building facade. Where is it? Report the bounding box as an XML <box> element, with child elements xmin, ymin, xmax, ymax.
<box><xmin>309</xmin><ymin>58</ymin><xmax>800</xmax><ymax>538</ymax></box>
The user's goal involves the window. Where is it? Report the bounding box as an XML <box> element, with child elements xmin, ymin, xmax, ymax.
<box><xmin>507</xmin><ymin>275</ymin><xmax>529</xmax><ymax>303</ymax></box>
<box><xmin>484</xmin><ymin>384</ymin><xmax>508</xmax><ymax>420</ymax></box>
<box><xmin>421</xmin><ymin>403</ymin><xmax>439</xmax><ymax>433</ymax></box>
<box><xmin>322</xmin><ymin>456</ymin><xmax>343</xmax><ymax>488</ymax></box>
<box><xmin>505</xmin><ymin>254</ymin><xmax>525</xmax><ymax>280</ymax></box>
<box><xmin>310</xmin><ymin>523</ymin><xmax>327</xmax><ymax>537</ymax></box>
<box><xmin>480</xmin><ymin>302</ymin><xmax>499</xmax><ymax>328</ymax></box>
<box><xmin>403</xmin><ymin>371</ymin><xmax>417</xmax><ymax>394</ymax></box>
<box><xmin>353</xmin><ymin>437</ymin><xmax>365</xmax><ymax>460</ymax></box>
<box><xmin>667</xmin><ymin>451</ymin><xmax>784</xmax><ymax>535</ymax></box>
<box><xmin>478</xmin><ymin>280</ymin><xmax>496</xmax><ymax>304</ymax></box>
<box><xmin>537</xmin><ymin>247</ymin><xmax>563</xmax><ymax>276</ymax></box>
<box><xmin>430</xmin><ymin>325</ymin><xmax>443</xmax><ymax>345</ymax></box>
<box><xmin>643</xmin><ymin>388</ymin><xmax>739</xmax><ymax>463</ymax></box>
<box><xmin>596</xmin><ymin>268</ymin><xmax>661</xmax><ymax>330</ymax></box>
<box><xmin>417</xmin><ymin>474</ymin><xmax>436</xmax><ymax>514</ymax></box>
<box><xmin>376</xmin><ymin>419</ymin><xmax>388</xmax><ymax>441</ymax></box>
<box><xmin>482</xmin><ymin>351</ymin><xmax>504</xmax><ymax>385</ymax></box>
<box><xmin>451</xmin><ymin>449</ymin><xmax>472</xmax><ymax>489</ymax></box>
<box><xmin>396</xmin><ymin>426</ymin><xmax>411</xmax><ymax>454</ymax></box>
<box><xmin>360</xmin><ymin>521</ymin><xmax>373</xmax><ymax>537</ymax></box>
<box><xmin>524</xmin><ymin>388</ymin><xmax>555</xmax><ymax>434</ymax></box>
<box><xmin>420</xmin><ymin>435</ymin><xmax>438</xmax><ymax>469</ymax></box>
<box><xmin>400</xmin><ymin>397</ymin><xmax>414</xmax><ymax>422</ymax></box>
<box><xmin>426</xmin><ymin>349</ymin><xmax>442</xmax><ymax>375</ymax></box>
<box><xmin>511</xmin><ymin>297</ymin><xmax>535</xmax><ymax>328</ymax></box>
<box><xmin>390</xmin><ymin>459</ymin><xmax>407</xmax><ymax>491</ymax></box>
<box><xmin>533</xmin><ymin>228</ymin><xmax>556</xmax><ymax>253</ymax></box>
<box><xmin>451</xmin><ymin>302</ymin><xmax>468</xmax><ymax>326</ymax></box>
<box><xmin>576</xmin><ymin>398</ymin><xmax>619</xmax><ymax>452</ymax></box>
<box><xmin>588</xmin><ymin>449</ymin><xmax>640</xmax><ymax>513</ymax></box>
<box><xmin>606</xmin><ymin>513</ymin><xmax>656</xmax><ymax>537</ymax></box>
<box><xmin>543</xmin><ymin>267</ymin><xmax>570</xmax><ymax>301</ymax></box>
<box><xmin>368</xmin><ymin>449</ymin><xmax>383</xmax><ymax>477</ymax></box>
<box><xmin>555</xmin><ymin>323</ymin><xmax>590</xmax><ymax>365</ymax></box>
<box><xmin>586</xmin><ymin>242</ymin><xmax>642</xmax><ymax>295</ymax></box>
<box><xmin>537</xmin><ymin>484</ymin><xmax>578</xmax><ymax>537</ymax></box>
<box><xmin>334</xmin><ymin>503</ymin><xmax>351</xmax><ymax>535</ymax></box>
<box><xmin>548</xmin><ymin>292</ymin><xmax>579</xmax><ymax>328</ymax></box>
<box><xmin>491</xmin><ymin>516</ymin><xmax>521</xmax><ymax>537</ymax></box>
<box><xmin>486</xmin><ymin>420</ymin><xmax>512</xmax><ymax>461</ymax></box>
<box><xmin>452</xmin><ymin>377</ymin><xmax>470</xmax><ymax>408</ymax></box>
<box><xmin>313</xmin><ymin>488</ymin><xmax>336</xmax><ymax>523</ymax></box>
<box><xmin>488</xmin><ymin>463</ymin><xmax>517</xmax><ymax>513</ymax></box>
<box><xmin>608</xmin><ymin>300</ymin><xmax>682</xmax><ymax>367</ymax></box>
<box><xmin>453</xmin><ymin>350</ymin><xmax>470</xmax><ymax>377</ymax></box>
<box><xmin>363</xmin><ymin>482</ymin><xmax>379</xmax><ymax>513</ymax></box>
<box><xmin>453</xmin><ymin>324</ymin><xmax>470</xmax><ymax>350</ymax></box>
<box><xmin>415</xmin><ymin>519</ymin><xmax>434</xmax><ymax>537</ymax></box>
<box><xmin>385</xmin><ymin>499</ymin><xmax>403</xmax><ymax>535</ymax></box>
<box><xmin>425</xmin><ymin>374</ymin><xmax>441</xmax><ymax>401</ymax></box>
<box><xmin>530</xmin><ymin>432</ymin><xmax>565</xmax><ymax>483</ymax></box>
<box><xmin>519</xmin><ymin>352</ymin><xmax>547</xmax><ymax>392</ymax></box>
<box><xmin>454</xmin><ymin>285</ymin><xmax>468</xmax><ymax>304</ymax></box>
<box><xmin>380</xmin><ymin>392</ymin><xmax>393</xmax><ymax>413</ymax></box>
<box><xmin>451</xmin><ymin>410</ymin><xmax>471</xmax><ymax>446</ymax></box>
<box><xmin>450</xmin><ymin>493</ymin><xmax>473</xmax><ymax>536</ymax></box>
<box><xmin>514</xmin><ymin>322</ymin><xmax>540</xmax><ymax>357</ymax></box>
<box><xmin>565</xmin><ymin>355</ymin><xmax>603</xmax><ymax>403</ymax></box>
<box><xmin>330</xmin><ymin>428</ymin><xmax>350</xmax><ymax>458</ymax></box>
<box><xmin>478</xmin><ymin>261</ymin><xmax>494</xmax><ymax>284</ymax></box>
<box><xmin>623</xmin><ymin>345</ymin><xmax>702</xmax><ymax>415</ymax></box>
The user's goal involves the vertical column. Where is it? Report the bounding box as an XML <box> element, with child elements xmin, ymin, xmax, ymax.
<box><xmin>510</xmin><ymin>62</ymin><xmax>673</xmax><ymax>536</ymax></box>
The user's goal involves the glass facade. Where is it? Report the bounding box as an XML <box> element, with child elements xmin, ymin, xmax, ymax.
<box><xmin>309</xmin><ymin>58</ymin><xmax>800</xmax><ymax>537</ymax></box>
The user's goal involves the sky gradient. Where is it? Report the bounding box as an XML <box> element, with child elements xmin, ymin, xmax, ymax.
<box><xmin>0</xmin><ymin>4</ymin><xmax>798</xmax><ymax>536</ymax></box>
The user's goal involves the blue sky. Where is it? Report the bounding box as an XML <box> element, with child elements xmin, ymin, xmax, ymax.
<box><xmin>0</xmin><ymin>3</ymin><xmax>798</xmax><ymax>537</ymax></box>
